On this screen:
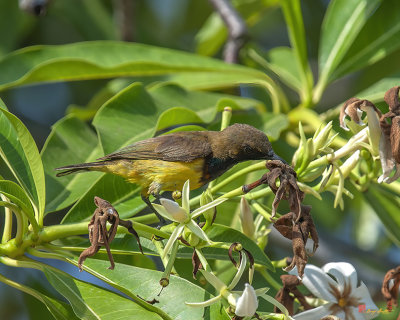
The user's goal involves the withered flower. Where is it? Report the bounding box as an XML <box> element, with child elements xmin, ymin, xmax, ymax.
<box><xmin>274</xmin><ymin>274</ymin><xmax>312</xmax><ymax>316</ymax></box>
<box><xmin>78</xmin><ymin>196</ymin><xmax>143</xmax><ymax>271</ymax></box>
<box><xmin>379</xmin><ymin>86</ymin><xmax>400</xmax><ymax>183</ymax></box>
<box><xmin>381</xmin><ymin>266</ymin><xmax>400</xmax><ymax>311</ymax></box>
<box><xmin>273</xmin><ymin>205</ymin><xmax>319</xmax><ymax>278</ymax></box>
<box><xmin>243</xmin><ymin>160</ymin><xmax>304</xmax><ymax>222</ymax></box>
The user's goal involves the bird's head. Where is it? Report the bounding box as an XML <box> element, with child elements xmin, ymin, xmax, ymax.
<box><xmin>221</xmin><ymin>123</ymin><xmax>286</xmax><ymax>163</ymax></box>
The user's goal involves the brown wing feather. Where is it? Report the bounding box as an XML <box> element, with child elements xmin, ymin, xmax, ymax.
<box><xmin>97</xmin><ymin>131</ymin><xmax>212</xmax><ymax>162</ymax></box>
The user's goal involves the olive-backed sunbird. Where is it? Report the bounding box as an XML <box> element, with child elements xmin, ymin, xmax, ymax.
<box><xmin>56</xmin><ymin>123</ymin><xmax>283</xmax><ymax>222</ymax></box>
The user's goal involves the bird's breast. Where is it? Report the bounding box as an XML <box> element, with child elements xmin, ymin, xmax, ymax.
<box><xmin>102</xmin><ymin>158</ymin><xmax>206</xmax><ymax>193</ymax></box>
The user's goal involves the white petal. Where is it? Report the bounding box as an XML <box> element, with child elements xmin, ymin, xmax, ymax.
<box><xmin>152</xmin><ymin>203</ymin><xmax>179</xmax><ymax>222</ymax></box>
<box><xmin>235</xmin><ymin>284</ymin><xmax>258</xmax><ymax>317</ymax></box>
<box><xmin>352</xmin><ymin>282</ymin><xmax>379</xmax><ymax>319</ymax></box>
<box><xmin>322</xmin><ymin>262</ymin><xmax>357</xmax><ymax>293</ymax></box>
<box><xmin>186</xmin><ymin>220</ymin><xmax>211</xmax><ymax>243</ymax></box>
<box><xmin>293</xmin><ymin>304</ymin><xmax>333</xmax><ymax>319</ymax></box>
<box><xmin>290</xmin><ymin>265</ymin><xmax>336</xmax><ymax>302</ymax></box>
<box><xmin>185</xmin><ymin>294</ymin><xmax>222</xmax><ymax>308</ymax></box>
<box><xmin>162</xmin><ymin>224</ymin><xmax>184</xmax><ymax>259</ymax></box>
<box><xmin>182</xmin><ymin>179</ymin><xmax>190</xmax><ymax>213</ymax></box>
<box><xmin>191</xmin><ymin>197</ymin><xmax>227</xmax><ymax>219</ymax></box>
<box><xmin>199</xmin><ymin>270</ymin><xmax>226</xmax><ymax>292</ymax></box>
<box><xmin>159</xmin><ymin>199</ymin><xmax>188</xmax><ymax>223</ymax></box>
<box><xmin>228</xmin><ymin>253</ymin><xmax>247</xmax><ymax>290</ymax></box>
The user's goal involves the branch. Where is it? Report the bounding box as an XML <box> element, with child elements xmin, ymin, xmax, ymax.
<box><xmin>209</xmin><ymin>0</ymin><xmax>248</xmax><ymax>63</ymax></box>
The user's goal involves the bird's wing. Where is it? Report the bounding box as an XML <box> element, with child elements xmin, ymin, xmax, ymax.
<box><xmin>98</xmin><ymin>132</ymin><xmax>212</xmax><ymax>162</ymax></box>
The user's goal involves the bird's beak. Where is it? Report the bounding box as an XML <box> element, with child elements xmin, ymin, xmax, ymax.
<box><xmin>268</xmin><ymin>152</ymin><xmax>288</xmax><ymax>164</ymax></box>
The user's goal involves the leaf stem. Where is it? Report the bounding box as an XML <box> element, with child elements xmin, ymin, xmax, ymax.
<box><xmin>1</xmin><ymin>204</ymin><xmax>12</xmax><ymax>243</ymax></box>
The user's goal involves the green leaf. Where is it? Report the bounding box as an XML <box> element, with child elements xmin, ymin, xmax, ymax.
<box><xmin>354</xmin><ymin>74</ymin><xmax>400</xmax><ymax>102</ymax></box>
<box><xmin>149</xmin><ymin>83</ymin><xmax>265</xmax><ymax>123</ymax></box>
<box><xmin>280</xmin><ymin>0</ymin><xmax>313</xmax><ymax>103</ymax></box>
<box><xmin>0</xmin><ymin>107</ymin><xmax>45</xmax><ymax>221</ymax></box>
<box><xmin>195</xmin><ymin>13</ymin><xmax>227</xmax><ymax>57</ymax></box>
<box><xmin>43</xmin><ymin>267</ymin><xmax>167</xmax><ymax>320</ymax></box>
<box><xmin>316</xmin><ymin>0</ymin><xmax>381</xmax><ymax>98</ymax></box>
<box><xmin>261</xmin><ymin>112</ymin><xmax>289</xmax><ymax>141</ymax></box>
<box><xmin>0</xmin><ymin>41</ymin><xmax>286</xmax><ymax>112</ymax></box>
<box><xmin>366</xmin><ymin>184</ymin><xmax>400</xmax><ymax>246</ymax></box>
<box><xmin>70</xmin><ymin>259</ymin><xmax>231</xmax><ymax>320</ymax></box>
<box><xmin>179</xmin><ymin>224</ymin><xmax>274</xmax><ymax>270</ymax></box>
<box><xmin>41</xmin><ymin>116</ymin><xmax>103</xmax><ymax>214</ymax></box>
<box><xmin>253</xmin><ymin>47</ymin><xmax>302</xmax><ymax>93</ymax></box>
<box><xmin>155</xmin><ymin>107</ymin><xmax>205</xmax><ymax>132</ymax></box>
<box><xmin>332</xmin><ymin>0</ymin><xmax>400</xmax><ymax>80</ymax></box>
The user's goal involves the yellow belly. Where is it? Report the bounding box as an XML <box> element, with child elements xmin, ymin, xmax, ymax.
<box><xmin>102</xmin><ymin>158</ymin><xmax>205</xmax><ymax>194</ymax></box>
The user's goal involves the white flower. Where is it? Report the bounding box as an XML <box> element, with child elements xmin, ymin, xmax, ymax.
<box><xmin>186</xmin><ymin>252</ymin><xmax>292</xmax><ymax>319</ymax></box>
<box><xmin>235</xmin><ymin>283</ymin><xmax>258</xmax><ymax>317</ymax></box>
<box><xmin>290</xmin><ymin>262</ymin><xmax>378</xmax><ymax>319</ymax></box>
<box><xmin>152</xmin><ymin>180</ymin><xmax>226</xmax><ymax>258</ymax></box>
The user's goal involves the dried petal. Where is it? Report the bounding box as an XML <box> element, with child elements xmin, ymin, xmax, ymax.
<box><xmin>384</xmin><ymin>86</ymin><xmax>400</xmax><ymax>112</ymax></box>
<box><xmin>339</xmin><ymin>98</ymin><xmax>363</xmax><ymax>130</ymax></box>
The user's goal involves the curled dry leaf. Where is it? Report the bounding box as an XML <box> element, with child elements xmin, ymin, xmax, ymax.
<box><xmin>78</xmin><ymin>196</ymin><xmax>143</xmax><ymax>271</ymax></box>
<box><xmin>273</xmin><ymin>205</ymin><xmax>319</xmax><ymax>278</ymax></box>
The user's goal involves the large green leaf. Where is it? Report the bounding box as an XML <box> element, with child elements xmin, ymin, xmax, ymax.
<box><xmin>355</xmin><ymin>74</ymin><xmax>400</xmax><ymax>102</ymax></box>
<box><xmin>280</xmin><ymin>0</ymin><xmax>313</xmax><ymax>103</ymax></box>
<box><xmin>0</xmin><ymin>41</ymin><xmax>285</xmax><ymax>110</ymax></box>
<box><xmin>366</xmin><ymin>184</ymin><xmax>400</xmax><ymax>246</ymax></box>
<box><xmin>0</xmin><ymin>107</ymin><xmax>45</xmax><ymax>221</ymax></box>
<box><xmin>43</xmin><ymin>267</ymin><xmax>167</xmax><ymax>320</ymax></box>
<box><xmin>71</xmin><ymin>259</ymin><xmax>231</xmax><ymax>320</ymax></box>
<box><xmin>332</xmin><ymin>0</ymin><xmax>400</xmax><ymax>81</ymax></box>
<box><xmin>315</xmin><ymin>0</ymin><xmax>381</xmax><ymax>99</ymax></box>
<box><xmin>41</xmin><ymin>116</ymin><xmax>103</xmax><ymax>214</ymax></box>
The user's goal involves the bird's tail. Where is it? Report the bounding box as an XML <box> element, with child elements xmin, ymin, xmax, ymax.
<box><xmin>55</xmin><ymin>161</ymin><xmax>110</xmax><ymax>177</ymax></box>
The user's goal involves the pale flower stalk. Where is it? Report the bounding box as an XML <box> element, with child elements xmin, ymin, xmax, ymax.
<box><xmin>289</xmin><ymin>262</ymin><xmax>378</xmax><ymax>319</ymax></box>
<box><xmin>152</xmin><ymin>180</ymin><xmax>227</xmax><ymax>258</ymax></box>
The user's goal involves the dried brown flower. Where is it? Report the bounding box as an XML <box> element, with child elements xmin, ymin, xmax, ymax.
<box><xmin>379</xmin><ymin>86</ymin><xmax>400</xmax><ymax>183</ymax></box>
<box><xmin>243</xmin><ymin>160</ymin><xmax>304</xmax><ymax>222</ymax></box>
<box><xmin>381</xmin><ymin>266</ymin><xmax>400</xmax><ymax>311</ymax></box>
<box><xmin>78</xmin><ymin>196</ymin><xmax>143</xmax><ymax>271</ymax></box>
<box><xmin>273</xmin><ymin>205</ymin><xmax>319</xmax><ymax>278</ymax></box>
<box><xmin>274</xmin><ymin>274</ymin><xmax>312</xmax><ymax>315</ymax></box>
<box><xmin>340</xmin><ymin>97</ymin><xmax>381</xmax><ymax>130</ymax></box>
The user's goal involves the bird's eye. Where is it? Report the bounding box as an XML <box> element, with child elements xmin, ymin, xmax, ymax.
<box><xmin>243</xmin><ymin>144</ymin><xmax>252</xmax><ymax>152</ymax></box>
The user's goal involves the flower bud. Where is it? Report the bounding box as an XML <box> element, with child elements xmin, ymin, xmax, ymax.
<box><xmin>200</xmin><ymin>190</ymin><xmax>215</xmax><ymax>226</ymax></box>
<box><xmin>235</xmin><ymin>284</ymin><xmax>258</xmax><ymax>317</ymax></box>
<box><xmin>240</xmin><ymin>197</ymin><xmax>255</xmax><ymax>238</ymax></box>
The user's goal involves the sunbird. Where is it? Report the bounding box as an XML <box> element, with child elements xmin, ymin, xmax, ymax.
<box><xmin>56</xmin><ymin>123</ymin><xmax>283</xmax><ymax>222</ymax></box>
